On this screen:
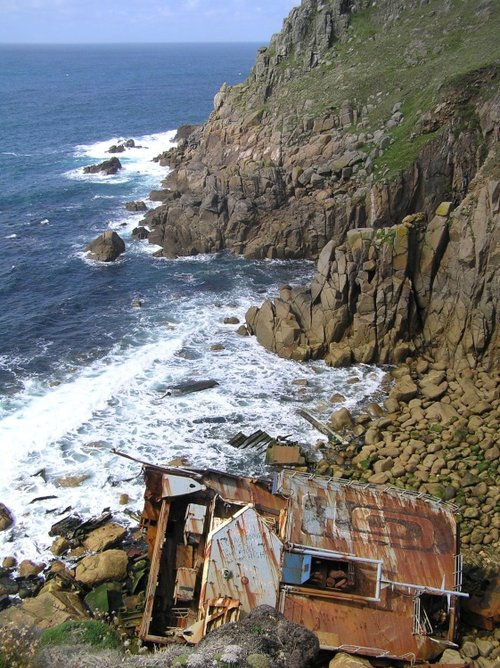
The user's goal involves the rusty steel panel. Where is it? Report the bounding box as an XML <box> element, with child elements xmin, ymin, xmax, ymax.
<box><xmin>275</xmin><ymin>471</ymin><xmax>460</xmax><ymax>660</ymax></box>
<box><xmin>174</xmin><ymin>568</ymin><xmax>198</xmax><ymax>603</ymax></box>
<box><xmin>191</xmin><ymin>469</ymin><xmax>286</xmax><ymax>515</ymax></box>
<box><xmin>145</xmin><ymin>466</ymin><xmax>285</xmax><ymax>514</ymax></box>
<box><xmin>139</xmin><ymin>499</ymin><xmax>170</xmax><ymax>640</ymax></box>
<box><xmin>184</xmin><ymin>503</ymin><xmax>207</xmax><ymax>544</ymax></box>
<box><xmin>280</xmin><ymin>589</ymin><xmax>443</xmax><ymax>661</ymax></box>
<box><xmin>200</xmin><ymin>505</ymin><xmax>282</xmax><ymax>614</ymax></box>
<box><xmin>276</xmin><ymin>472</ymin><xmax>458</xmax><ymax>590</ymax></box>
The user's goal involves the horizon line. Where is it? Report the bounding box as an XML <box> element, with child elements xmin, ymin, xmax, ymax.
<box><xmin>0</xmin><ymin>40</ymin><xmax>268</xmax><ymax>46</ymax></box>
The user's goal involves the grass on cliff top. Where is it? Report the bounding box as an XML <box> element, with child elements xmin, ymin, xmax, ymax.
<box><xmin>263</xmin><ymin>0</ymin><xmax>500</xmax><ymax>179</ymax></box>
<box><xmin>39</xmin><ymin>619</ymin><xmax>122</xmax><ymax>650</ymax></box>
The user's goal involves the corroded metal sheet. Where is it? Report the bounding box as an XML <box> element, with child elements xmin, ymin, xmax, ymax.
<box><xmin>139</xmin><ymin>498</ymin><xmax>170</xmax><ymax>640</ymax></box>
<box><xmin>174</xmin><ymin>568</ymin><xmax>197</xmax><ymax>603</ymax></box>
<box><xmin>184</xmin><ymin>503</ymin><xmax>207</xmax><ymax>543</ymax></box>
<box><xmin>145</xmin><ymin>465</ymin><xmax>285</xmax><ymax>515</ymax></box>
<box><xmin>194</xmin><ymin>470</ymin><xmax>285</xmax><ymax>515</ymax></box>
<box><xmin>139</xmin><ymin>463</ymin><xmax>463</xmax><ymax>661</ymax></box>
<box><xmin>276</xmin><ymin>472</ymin><xmax>458</xmax><ymax>588</ymax></box>
<box><xmin>200</xmin><ymin>505</ymin><xmax>282</xmax><ymax>614</ymax></box>
<box><xmin>275</xmin><ymin>471</ymin><xmax>461</xmax><ymax>660</ymax></box>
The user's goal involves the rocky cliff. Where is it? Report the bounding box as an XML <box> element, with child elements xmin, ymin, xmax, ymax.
<box><xmin>141</xmin><ymin>0</ymin><xmax>499</xmax><ymax>369</ymax></box>
<box><xmin>246</xmin><ymin>143</ymin><xmax>499</xmax><ymax>370</ymax></box>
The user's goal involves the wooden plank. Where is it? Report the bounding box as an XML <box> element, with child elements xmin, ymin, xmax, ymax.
<box><xmin>296</xmin><ymin>409</ymin><xmax>349</xmax><ymax>446</ymax></box>
<box><xmin>229</xmin><ymin>432</ymin><xmax>247</xmax><ymax>448</ymax></box>
<box><xmin>139</xmin><ymin>499</ymin><xmax>170</xmax><ymax>640</ymax></box>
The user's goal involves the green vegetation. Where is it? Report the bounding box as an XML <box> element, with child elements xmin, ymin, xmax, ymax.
<box><xmin>429</xmin><ymin>423</ymin><xmax>444</xmax><ymax>434</ymax></box>
<box><xmin>246</xmin><ymin>0</ymin><xmax>499</xmax><ymax>180</ymax></box>
<box><xmin>374</xmin><ymin>227</ymin><xmax>396</xmax><ymax>246</ymax></box>
<box><xmin>39</xmin><ymin>619</ymin><xmax>121</xmax><ymax>651</ymax></box>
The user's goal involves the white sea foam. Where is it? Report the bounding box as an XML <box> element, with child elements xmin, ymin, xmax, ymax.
<box><xmin>0</xmin><ymin>276</ymin><xmax>386</xmax><ymax>561</ymax></box>
<box><xmin>0</xmin><ymin>151</ymin><xmax>32</xmax><ymax>157</ymax></box>
<box><xmin>0</xmin><ymin>126</ymin><xmax>386</xmax><ymax>563</ymax></box>
<box><xmin>75</xmin><ymin>249</ymin><xmax>127</xmax><ymax>266</ymax></box>
<box><xmin>70</xmin><ymin>130</ymin><xmax>176</xmax><ymax>188</ymax></box>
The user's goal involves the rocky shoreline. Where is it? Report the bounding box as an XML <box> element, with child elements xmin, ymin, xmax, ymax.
<box><xmin>2</xmin><ymin>0</ymin><xmax>498</xmax><ymax>665</ymax></box>
<box><xmin>0</xmin><ymin>355</ymin><xmax>498</xmax><ymax>666</ymax></box>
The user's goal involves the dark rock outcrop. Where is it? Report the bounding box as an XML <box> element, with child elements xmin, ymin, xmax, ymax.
<box><xmin>107</xmin><ymin>139</ymin><xmax>135</xmax><ymax>153</ymax></box>
<box><xmin>125</xmin><ymin>200</ymin><xmax>147</xmax><ymax>212</ymax></box>
<box><xmin>86</xmin><ymin>231</ymin><xmax>125</xmax><ymax>262</ymax></box>
<box><xmin>83</xmin><ymin>157</ymin><xmax>122</xmax><ymax>175</ymax></box>
<box><xmin>189</xmin><ymin>604</ymin><xmax>320</xmax><ymax>668</ymax></box>
<box><xmin>131</xmin><ymin>226</ymin><xmax>149</xmax><ymax>240</ymax></box>
<box><xmin>174</xmin><ymin>124</ymin><xmax>199</xmax><ymax>142</ymax></box>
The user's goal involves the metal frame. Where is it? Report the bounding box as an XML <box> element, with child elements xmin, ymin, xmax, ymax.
<box><xmin>285</xmin><ymin>542</ymin><xmax>383</xmax><ymax>602</ymax></box>
<box><xmin>381</xmin><ymin>578</ymin><xmax>469</xmax><ymax>599</ymax></box>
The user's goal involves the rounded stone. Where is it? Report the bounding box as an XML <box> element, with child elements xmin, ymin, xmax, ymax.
<box><xmin>329</xmin><ymin>407</ymin><xmax>354</xmax><ymax>431</ymax></box>
<box><xmin>461</xmin><ymin>641</ymin><xmax>479</xmax><ymax>659</ymax></box>
<box><xmin>2</xmin><ymin>556</ymin><xmax>17</xmax><ymax>569</ymax></box>
<box><xmin>0</xmin><ymin>503</ymin><xmax>14</xmax><ymax>531</ymax></box>
<box><xmin>75</xmin><ymin>549</ymin><xmax>128</xmax><ymax>586</ymax></box>
<box><xmin>472</xmin><ymin>481</ymin><xmax>488</xmax><ymax>497</ymax></box>
<box><xmin>18</xmin><ymin>559</ymin><xmax>45</xmax><ymax>578</ymax></box>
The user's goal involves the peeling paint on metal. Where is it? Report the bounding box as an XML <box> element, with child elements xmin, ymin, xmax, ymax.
<box><xmin>139</xmin><ymin>465</ymin><xmax>463</xmax><ymax>662</ymax></box>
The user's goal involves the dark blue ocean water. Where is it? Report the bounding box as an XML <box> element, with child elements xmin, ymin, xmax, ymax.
<box><xmin>0</xmin><ymin>43</ymin><xmax>265</xmax><ymax>389</ymax></box>
<box><xmin>0</xmin><ymin>44</ymin><xmax>384</xmax><ymax>560</ymax></box>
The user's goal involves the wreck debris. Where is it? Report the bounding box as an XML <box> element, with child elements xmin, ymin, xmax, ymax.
<box><xmin>229</xmin><ymin>429</ymin><xmax>274</xmax><ymax>452</ymax></box>
<box><xmin>160</xmin><ymin>379</ymin><xmax>219</xmax><ymax>398</ymax></box>
<box><xmin>49</xmin><ymin>511</ymin><xmax>112</xmax><ymax>540</ymax></box>
<box><xmin>296</xmin><ymin>408</ymin><xmax>348</xmax><ymax>446</ymax></box>
<box><xmin>265</xmin><ymin>444</ymin><xmax>305</xmax><ymax>466</ymax></box>
<box><xmin>136</xmin><ymin>462</ymin><xmax>467</xmax><ymax>662</ymax></box>
<box><xmin>229</xmin><ymin>430</ymin><xmax>308</xmax><ymax>466</ymax></box>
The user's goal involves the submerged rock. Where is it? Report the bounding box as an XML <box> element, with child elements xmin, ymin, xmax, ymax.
<box><xmin>107</xmin><ymin>139</ymin><xmax>135</xmax><ymax>153</ymax></box>
<box><xmin>162</xmin><ymin>379</ymin><xmax>220</xmax><ymax>396</ymax></box>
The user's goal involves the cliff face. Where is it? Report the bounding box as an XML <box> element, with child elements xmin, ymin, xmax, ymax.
<box><xmin>141</xmin><ymin>0</ymin><xmax>499</xmax><ymax>368</ymax></box>
<box><xmin>246</xmin><ymin>142</ymin><xmax>499</xmax><ymax>371</ymax></box>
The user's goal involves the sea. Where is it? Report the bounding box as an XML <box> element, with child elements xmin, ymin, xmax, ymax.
<box><xmin>0</xmin><ymin>43</ymin><xmax>385</xmax><ymax>561</ymax></box>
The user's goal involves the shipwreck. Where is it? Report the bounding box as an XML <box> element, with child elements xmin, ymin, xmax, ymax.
<box><xmin>135</xmin><ymin>460</ymin><xmax>467</xmax><ymax>663</ymax></box>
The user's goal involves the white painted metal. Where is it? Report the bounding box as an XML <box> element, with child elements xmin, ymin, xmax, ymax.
<box><xmin>200</xmin><ymin>504</ymin><xmax>283</xmax><ymax>613</ymax></box>
<box><xmin>161</xmin><ymin>474</ymin><xmax>206</xmax><ymax>498</ymax></box>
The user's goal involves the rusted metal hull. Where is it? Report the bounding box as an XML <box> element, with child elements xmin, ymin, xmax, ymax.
<box><xmin>138</xmin><ymin>465</ymin><xmax>466</xmax><ymax>662</ymax></box>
